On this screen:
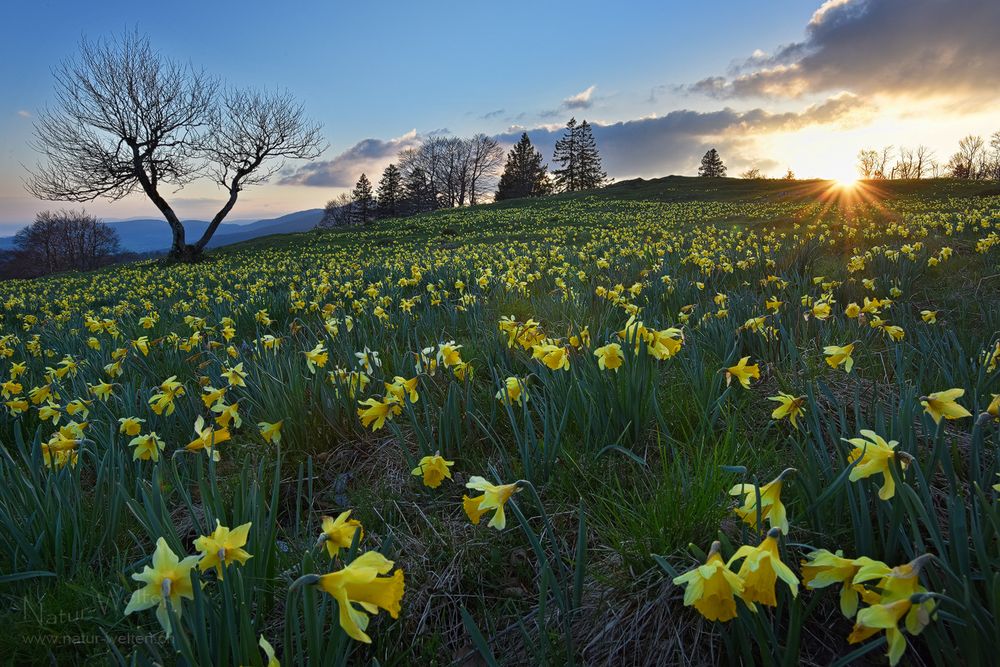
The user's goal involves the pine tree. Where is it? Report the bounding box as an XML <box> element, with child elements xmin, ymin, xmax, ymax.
<box><xmin>403</xmin><ymin>166</ymin><xmax>437</xmax><ymax>214</ymax></box>
<box><xmin>376</xmin><ymin>163</ymin><xmax>404</xmax><ymax>217</ymax></box>
<box><xmin>576</xmin><ymin>120</ymin><xmax>607</xmax><ymax>189</ymax></box>
<box><xmin>552</xmin><ymin>117</ymin><xmax>580</xmax><ymax>192</ymax></box>
<box><xmin>351</xmin><ymin>173</ymin><xmax>375</xmax><ymax>224</ymax></box>
<box><xmin>698</xmin><ymin>149</ymin><xmax>726</xmax><ymax>178</ymax></box>
<box><xmin>496</xmin><ymin>133</ymin><xmax>551</xmax><ymax>200</ymax></box>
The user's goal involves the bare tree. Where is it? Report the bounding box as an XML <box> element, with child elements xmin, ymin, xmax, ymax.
<box><xmin>10</xmin><ymin>209</ymin><xmax>120</xmax><ymax>276</ymax></box>
<box><xmin>986</xmin><ymin>131</ymin><xmax>1000</xmax><ymax>181</ymax></box>
<box><xmin>399</xmin><ymin>134</ymin><xmax>504</xmax><ymax>208</ymax></box>
<box><xmin>466</xmin><ymin>134</ymin><xmax>504</xmax><ymax>205</ymax></box>
<box><xmin>947</xmin><ymin>135</ymin><xmax>985</xmax><ymax>179</ymax></box>
<box><xmin>914</xmin><ymin>145</ymin><xmax>935</xmax><ymax>179</ymax></box>
<box><xmin>739</xmin><ymin>167</ymin><xmax>764</xmax><ymax>179</ymax></box>
<box><xmin>319</xmin><ymin>193</ymin><xmax>354</xmax><ymax>228</ymax></box>
<box><xmin>874</xmin><ymin>146</ymin><xmax>894</xmax><ymax>179</ymax></box>
<box><xmin>26</xmin><ymin>31</ymin><xmax>324</xmax><ymax>261</ymax></box>
<box><xmin>857</xmin><ymin>149</ymin><xmax>878</xmax><ymax>179</ymax></box>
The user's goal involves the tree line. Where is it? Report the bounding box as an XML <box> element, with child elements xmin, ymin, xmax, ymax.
<box><xmin>0</xmin><ymin>210</ymin><xmax>133</xmax><ymax>279</ymax></box>
<box><xmin>322</xmin><ymin>118</ymin><xmax>607</xmax><ymax>227</ymax></box>
<box><xmin>856</xmin><ymin>132</ymin><xmax>1000</xmax><ymax>180</ymax></box>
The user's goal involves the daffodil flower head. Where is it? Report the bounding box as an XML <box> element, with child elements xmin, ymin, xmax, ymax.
<box><xmin>318</xmin><ymin>510</ymin><xmax>363</xmax><ymax>558</ymax></box>
<box><xmin>411</xmin><ymin>453</ymin><xmax>455</xmax><ymax>488</ymax></box>
<box><xmin>800</xmin><ymin>549</ymin><xmax>883</xmax><ymax>618</ymax></box>
<box><xmin>314</xmin><ymin>551</ymin><xmax>405</xmax><ymax>643</ymax></box>
<box><xmin>463</xmin><ymin>476</ymin><xmax>520</xmax><ymax>530</ymax></box>
<box><xmin>725</xmin><ymin>356</ymin><xmax>760</xmax><ymax>389</ymax></box>
<box><xmin>194</xmin><ymin>520</ymin><xmax>253</xmax><ymax>579</ymax></box>
<box><xmin>729</xmin><ymin>468</ymin><xmax>795</xmax><ymax>534</ymax></box>
<box><xmin>768</xmin><ymin>393</ymin><xmax>806</xmax><ymax>428</ymax></box>
<box><xmin>727</xmin><ymin>527</ymin><xmax>799</xmax><ymax>607</ymax></box>
<box><xmin>672</xmin><ymin>541</ymin><xmax>755</xmax><ymax>622</ymax></box>
<box><xmin>124</xmin><ymin>537</ymin><xmax>200</xmax><ymax>637</ymax></box>
<box><xmin>848</xmin><ymin>554</ymin><xmax>936</xmax><ymax>666</ymax></box>
<box><xmin>919</xmin><ymin>388</ymin><xmax>972</xmax><ymax>424</ymax></box>
<box><xmin>845</xmin><ymin>430</ymin><xmax>911</xmax><ymax>500</ymax></box>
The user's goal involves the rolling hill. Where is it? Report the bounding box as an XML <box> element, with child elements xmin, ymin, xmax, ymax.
<box><xmin>0</xmin><ymin>208</ymin><xmax>324</xmax><ymax>252</ymax></box>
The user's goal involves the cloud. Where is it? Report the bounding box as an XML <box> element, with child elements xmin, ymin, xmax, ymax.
<box><xmin>281</xmin><ymin>93</ymin><xmax>869</xmax><ymax>188</ymax></box>
<box><xmin>687</xmin><ymin>0</ymin><xmax>1000</xmax><ymax>103</ymax></box>
<box><xmin>278</xmin><ymin>130</ymin><xmax>422</xmax><ymax>187</ymax></box>
<box><xmin>497</xmin><ymin>93</ymin><xmax>871</xmax><ymax>178</ymax></box>
<box><xmin>17</xmin><ymin>110</ymin><xmax>31</xmax><ymax>118</ymax></box>
<box><xmin>480</xmin><ymin>109</ymin><xmax>505</xmax><ymax>120</ymax></box>
<box><xmin>562</xmin><ymin>85</ymin><xmax>596</xmax><ymax>110</ymax></box>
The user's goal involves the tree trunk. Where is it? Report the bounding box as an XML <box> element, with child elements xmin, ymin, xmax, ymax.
<box><xmin>169</xmin><ymin>243</ymin><xmax>201</xmax><ymax>262</ymax></box>
<box><xmin>192</xmin><ymin>186</ymin><xmax>240</xmax><ymax>255</ymax></box>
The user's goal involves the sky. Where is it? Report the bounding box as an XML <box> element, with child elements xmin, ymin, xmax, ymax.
<box><xmin>1</xmin><ymin>0</ymin><xmax>998</xmax><ymax>233</ymax></box>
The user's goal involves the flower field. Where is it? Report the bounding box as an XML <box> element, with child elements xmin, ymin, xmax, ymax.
<box><xmin>1</xmin><ymin>178</ymin><xmax>999</xmax><ymax>665</ymax></box>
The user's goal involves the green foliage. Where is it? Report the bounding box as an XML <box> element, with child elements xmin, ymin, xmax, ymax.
<box><xmin>0</xmin><ymin>179</ymin><xmax>998</xmax><ymax>664</ymax></box>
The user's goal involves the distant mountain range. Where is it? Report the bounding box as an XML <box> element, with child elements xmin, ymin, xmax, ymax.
<box><xmin>0</xmin><ymin>209</ymin><xmax>324</xmax><ymax>253</ymax></box>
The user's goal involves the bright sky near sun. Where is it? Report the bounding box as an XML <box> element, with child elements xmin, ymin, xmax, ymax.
<box><xmin>0</xmin><ymin>0</ymin><xmax>998</xmax><ymax>231</ymax></box>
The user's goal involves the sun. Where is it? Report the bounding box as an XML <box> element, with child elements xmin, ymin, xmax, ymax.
<box><xmin>833</xmin><ymin>176</ymin><xmax>859</xmax><ymax>189</ymax></box>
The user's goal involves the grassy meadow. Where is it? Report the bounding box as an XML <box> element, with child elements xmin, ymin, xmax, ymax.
<box><xmin>1</xmin><ymin>176</ymin><xmax>999</xmax><ymax>665</ymax></box>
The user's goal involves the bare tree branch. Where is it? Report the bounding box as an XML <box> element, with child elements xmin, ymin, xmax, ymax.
<box><xmin>25</xmin><ymin>30</ymin><xmax>325</xmax><ymax>260</ymax></box>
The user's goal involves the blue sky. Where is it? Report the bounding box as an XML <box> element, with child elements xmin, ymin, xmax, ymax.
<box><xmin>2</xmin><ymin>0</ymin><xmax>998</xmax><ymax>231</ymax></box>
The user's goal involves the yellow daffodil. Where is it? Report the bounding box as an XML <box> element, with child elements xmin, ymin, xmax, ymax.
<box><xmin>495</xmin><ymin>376</ymin><xmax>528</xmax><ymax>406</ymax></box>
<box><xmin>824</xmin><ymin>343</ymin><xmax>855</xmax><ymax>372</ymax></box>
<box><xmin>318</xmin><ymin>510</ymin><xmax>363</xmax><ymax>558</ymax></box>
<box><xmin>725</xmin><ymin>356</ymin><xmax>760</xmax><ymax>389</ymax></box>
<box><xmin>149</xmin><ymin>376</ymin><xmax>185</xmax><ymax>416</ymax></box>
<box><xmin>124</xmin><ymin>537</ymin><xmax>200</xmax><ymax>637</ymax></box>
<box><xmin>919</xmin><ymin>388</ymin><xmax>972</xmax><ymax>423</ymax></box>
<box><xmin>845</xmin><ymin>430</ymin><xmax>910</xmax><ymax>500</ymax></box>
<box><xmin>672</xmin><ymin>541</ymin><xmax>754</xmax><ymax>622</ymax></box>
<box><xmin>304</xmin><ymin>342</ymin><xmax>329</xmax><ymax>373</ymax></box>
<box><xmin>258</xmin><ymin>420</ymin><xmax>283</xmax><ymax>444</ymax></box>
<box><xmin>801</xmin><ymin>549</ymin><xmax>882</xmax><ymax>618</ymax></box>
<box><xmin>848</xmin><ymin>555</ymin><xmax>936</xmax><ymax>666</ymax></box>
<box><xmin>411</xmin><ymin>453</ymin><xmax>455</xmax><ymax>488</ymax></box>
<box><xmin>532</xmin><ymin>342</ymin><xmax>570</xmax><ymax>371</ymax></box>
<box><xmin>463</xmin><ymin>477</ymin><xmax>520</xmax><ymax>530</ymax></box>
<box><xmin>194</xmin><ymin>520</ymin><xmax>253</xmax><ymax>578</ymax></box>
<box><xmin>386</xmin><ymin>376</ymin><xmax>419</xmax><ymax>404</ymax></box>
<box><xmin>593</xmin><ymin>342</ymin><xmax>624</xmax><ymax>372</ymax></box>
<box><xmin>729</xmin><ymin>469</ymin><xmax>794</xmax><ymax>534</ymax></box>
<box><xmin>185</xmin><ymin>416</ymin><xmax>230</xmax><ymax>460</ymax></box>
<box><xmin>118</xmin><ymin>416</ymin><xmax>145</xmax><ymax>436</ymax></box>
<box><xmin>130</xmin><ymin>432</ymin><xmax>165</xmax><ymax>461</ymax></box>
<box><xmin>314</xmin><ymin>551</ymin><xmax>405</xmax><ymax>643</ymax></box>
<box><xmin>357</xmin><ymin>396</ymin><xmax>401</xmax><ymax>431</ymax></box>
<box><xmin>222</xmin><ymin>362</ymin><xmax>247</xmax><ymax>387</ymax></box>
<box><xmin>436</xmin><ymin>341</ymin><xmax>462</xmax><ymax>368</ymax></box>
<box><xmin>768</xmin><ymin>393</ymin><xmax>806</xmax><ymax>428</ymax></box>
<box><xmin>728</xmin><ymin>527</ymin><xmax>799</xmax><ymax>607</ymax></box>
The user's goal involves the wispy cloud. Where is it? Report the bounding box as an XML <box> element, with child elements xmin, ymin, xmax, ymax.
<box><xmin>562</xmin><ymin>85</ymin><xmax>596</xmax><ymax>110</ymax></box>
<box><xmin>16</xmin><ymin>110</ymin><xmax>31</xmax><ymax>118</ymax></box>
<box><xmin>480</xmin><ymin>109</ymin><xmax>505</xmax><ymax>120</ymax></box>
